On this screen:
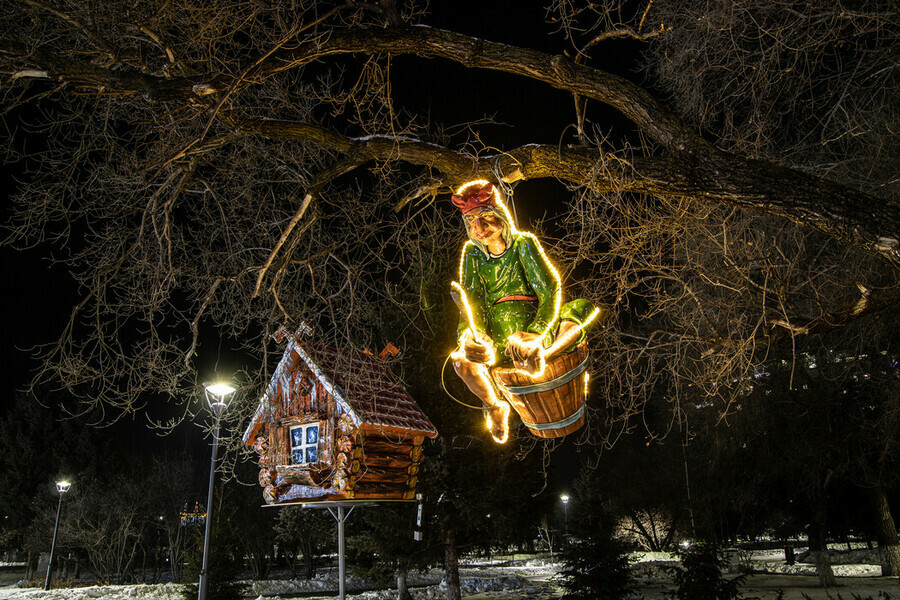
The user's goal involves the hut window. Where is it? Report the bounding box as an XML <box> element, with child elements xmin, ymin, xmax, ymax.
<box><xmin>289</xmin><ymin>422</ymin><xmax>319</xmax><ymax>465</ymax></box>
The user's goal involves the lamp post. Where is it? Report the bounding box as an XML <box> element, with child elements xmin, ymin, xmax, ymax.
<box><xmin>44</xmin><ymin>480</ymin><xmax>71</xmax><ymax>590</ymax></box>
<box><xmin>198</xmin><ymin>381</ymin><xmax>235</xmax><ymax>600</ymax></box>
<box><xmin>560</xmin><ymin>494</ymin><xmax>570</xmax><ymax>536</ymax></box>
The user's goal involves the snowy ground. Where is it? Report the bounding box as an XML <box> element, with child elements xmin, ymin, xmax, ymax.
<box><xmin>1</xmin><ymin>550</ymin><xmax>898</xmax><ymax>600</ymax></box>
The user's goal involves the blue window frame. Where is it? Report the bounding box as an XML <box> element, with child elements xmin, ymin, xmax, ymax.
<box><xmin>289</xmin><ymin>423</ymin><xmax>320</xmax><ymax>465</ymax></box>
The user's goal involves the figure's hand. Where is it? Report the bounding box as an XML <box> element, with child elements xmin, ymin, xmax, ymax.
<box><xmin>506</xmin><ymin>331</ymin><xmax>542</xmax><ymax>374</ymax></box>
<box><xmin>463</xmin><ymin>331</ymin><xmax>495</xmax><ymax>364</ymax></box>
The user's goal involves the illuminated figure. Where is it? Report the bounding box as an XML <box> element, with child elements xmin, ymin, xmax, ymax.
<box><xmin>450</xmin><ymin>181</ymin><xmax>600</xmax><ymax>443</ymax></box>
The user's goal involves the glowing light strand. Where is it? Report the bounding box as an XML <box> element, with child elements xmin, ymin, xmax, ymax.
<box><xmin>450</xmin><ymin>281</ymin><xmax>496</xmax><ymax>366</ymax></box>
<box><xmin>510</xmin><ymin>306</ymin><xmax>602</xmax><ymax>380</ymax></box>
<box><xmin>450</xmin><ymin>281</ymin><xmax>508</xmax><ymax>443</ymax></box>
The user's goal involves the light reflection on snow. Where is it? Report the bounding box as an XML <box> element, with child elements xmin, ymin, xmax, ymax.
<box><xmin>0</xmin><ymin>550</ymin><xmax>890</xmax><ymax>600</ymax></box>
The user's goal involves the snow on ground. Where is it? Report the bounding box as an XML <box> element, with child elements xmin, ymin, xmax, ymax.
<box><xmin>0</xmin><ymin>550</ymin><xmax>897</xmax><ymax>600</ymax></box>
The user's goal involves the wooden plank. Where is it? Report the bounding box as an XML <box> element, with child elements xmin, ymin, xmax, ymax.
<box><xmin>362</xmin><ymin>455</ymin><xmax>414</xmax><ymax>470</ymax></box>
<box><xmin>356</xmin><ymin>465</ymin><xmax>413</xmax><ymax>478</ymax></box>
<box><xmin>361</xmin><ymin>437</ymin><xmax>413</xmax><ymax>455</ymax></box>
<box><xmin>360</xmin><ymin>423</ymin><xmax>434</xmax><ymax>439</ymax></box>
<box><xmin>353</xmin><ymin>481</ymin><xmax>405</xmax><ymax>492</ymax></box>
<box><xmin>351</xmin><ymin>490</ymin><xmax>409</xmax><ymax>500</ymax></box>
<box><xmin>320</xmin><ymin>418</ymin><xmax>334</xmax><ymax>466</ymax></box>
<box><xmin>321</xmin><ymin>382</ymin><xmax>335</xmax><ymax>416</ymax></box>
<box><xmin>353</xmin><ymin>471</ymin><xmax>410</xmax><ymax>485</ymax></box>
<box><xmin>274</xmin><ymin>426</ymin><xmax>288</xmax><ymax>466</ymax></box>
<box><xmin>362</xmin><ymin>451</ymin><xmax>418</xmax><ymax>468</ymax></box>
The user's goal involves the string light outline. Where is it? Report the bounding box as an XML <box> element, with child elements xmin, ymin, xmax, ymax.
<box><xmin>451</xmin><ymin>281</ymin><xmax>507</xmax><ymax>442</ymax></box>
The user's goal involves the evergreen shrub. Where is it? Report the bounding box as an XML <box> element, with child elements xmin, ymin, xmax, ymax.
<box><xmin>670</xmin><ymin>541</ymin><xmax>744</xmax><ymax>600</ymax></box>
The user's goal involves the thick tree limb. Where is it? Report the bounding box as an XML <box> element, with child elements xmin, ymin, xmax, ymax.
<box><xmin>4</xmin><ymin>25</ymin><xmax>899</xmax><ymax>266</ymax></box>
<box><xmin>242</xmin><ymin>119</ymin><xmax>900</xmax><ymax>269</ymax></box>
<box><xmin>0</xmin><ymin>42</ymin><xmax>226</xmax><ymax>101</ymax></box>
<box><xmin>3</xmin><ymin>26</ymin><xmax>690</xmax><ymax>144</ymax></box>
<box><xmin>261</xmin><ymin>26</ymin><xmax>700</xmax><ymax>150</ymax></box>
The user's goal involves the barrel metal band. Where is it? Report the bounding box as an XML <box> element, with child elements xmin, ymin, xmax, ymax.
<box><xmin>521</xmin><ymin>403</ymin><xmax>585</xmax><ymax>431</ymax></box>
<box><xmin>504</xmin><ymin>356</ymin><xmax>589</xmax><ymax>395</ymax></box>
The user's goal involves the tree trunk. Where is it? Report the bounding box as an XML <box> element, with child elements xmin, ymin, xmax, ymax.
<box><xmin>25</xmin><ymin>551</ymin><xmax>33</xmax><ymax>580</ymax></box>
<box><xmin>286</xmin><ymin>550</ymin><xmax>298</xmax><ymax>578</ymax></box>
<box><xmin>871</xmin><ymin>484</ymin><xmax>900</xmax><ymax>577</ymax></box>
<box><xmin>396</xmin><ymin>568</ymin><xmax>413</xmax><ymax>600</ymax></box>
<box><xmin>167</xmin><ymin>546</ymin><xmax>179</xmax><ymax>581</ymax></box>
<box><xmin>304</xmin><ymin>550</ymin><xmax>315</xmax><ymax>580</ymax></box>
<box><xmin>808</xmin><ymin>493</ymin><xmax>836</xmax><ymax>588</ymax></box>
<box><xmin>441</xmin><ymin>509</ymin><xmax>461</xmax><ymax>600</ymax></box>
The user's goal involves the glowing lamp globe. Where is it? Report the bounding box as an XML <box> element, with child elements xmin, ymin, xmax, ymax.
<box><xmin>203</xmin><ymin>382</ymin><xmax>235</xmax><ymax>413</ymax></box>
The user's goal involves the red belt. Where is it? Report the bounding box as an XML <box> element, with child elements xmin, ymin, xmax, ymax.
<box><xmin>494</xmin><ymin>295</ymin><xmax>539</xmax><ymax>304</ymax></box>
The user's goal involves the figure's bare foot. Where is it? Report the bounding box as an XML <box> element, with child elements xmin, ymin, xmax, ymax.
<box><xmin>485</xmin><ymin>402</ymin><xmax>511</xmax><ymax>443</ymax></box>
<box><xmin>453</xmin><ymin>355</ymin><xmax>510</xmax><ymax>443</ymax></box>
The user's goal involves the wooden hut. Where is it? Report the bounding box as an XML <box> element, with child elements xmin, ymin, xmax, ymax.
<box><xmin>242</xmin><ymin>326</ymin><xmax>438</xmax><ymax>505</ymax></box>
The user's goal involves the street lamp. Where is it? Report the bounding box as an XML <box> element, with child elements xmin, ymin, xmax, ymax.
<box><xmin>44</xmin><ymin>480</ymin><xmax>71</xmax><ymax>590</ymax></box>
<box><xmin>198</xmin><ymin>381</ymin><xmax>235</xmax><ymax>600</ymax></box>
<box><xmin>560</xmin><ymin>494</ymin><xmax>570</xmax><ymax>535</ymax></box>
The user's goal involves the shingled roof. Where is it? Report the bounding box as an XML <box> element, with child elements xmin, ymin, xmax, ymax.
<box><xmin>243</xmin><ymin>333</ymin><xmax>438</xmax><ymax>444</ymax></box>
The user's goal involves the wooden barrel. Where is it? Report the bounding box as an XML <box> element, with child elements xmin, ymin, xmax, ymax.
<box><xmin>492</xmin><ymin>344</ymin><xmax>589</xmax><ymax>438</ymax></box>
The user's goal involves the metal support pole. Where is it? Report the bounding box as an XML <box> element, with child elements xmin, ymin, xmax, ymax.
<box><xmin>327</xmin><ymin>505</ymin><xmax>354</xmax><ymax>600</ymax></box>
<box><xmin>338</xmin><ymin>506</ymin><xmax>345</xmax><ymax>600</ymax></box>
<box><xmin>198</xmin><ymin>413</ymin><xmax>222</xmax><ymax>600</ymax></box>
<box><xmin>44</xmin><ymin>494</ymin><xmax>63</xmax><ymax>590</ymax></box>
<box><xmin>414</xmin><ymin>496</ymin><xmax>424</xmax><ymax>541</ymax></box>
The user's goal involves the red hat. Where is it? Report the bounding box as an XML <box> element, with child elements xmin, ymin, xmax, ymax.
<box><xmin>451</xmin><ymin>182</ymin><xmax>495</xmax><ymax>214</ymax></box>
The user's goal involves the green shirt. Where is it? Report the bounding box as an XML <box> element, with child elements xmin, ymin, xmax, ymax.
<box><xmin>458</xmin><ymin>233</ymin><xmax>559</xmax><ymax>350</ymax></box>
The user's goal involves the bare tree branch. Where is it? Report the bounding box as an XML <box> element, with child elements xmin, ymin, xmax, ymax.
<box><xmin>5</xmin><ymin>24</ymin><xmax>897</xmax><ymax>266</ymax></box>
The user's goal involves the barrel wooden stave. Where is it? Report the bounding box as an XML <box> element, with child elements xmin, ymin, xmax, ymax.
<box><xmin>493</xmin><ymin>344</ymin><xmax>588</xmax><ymax>439</ymax></box>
